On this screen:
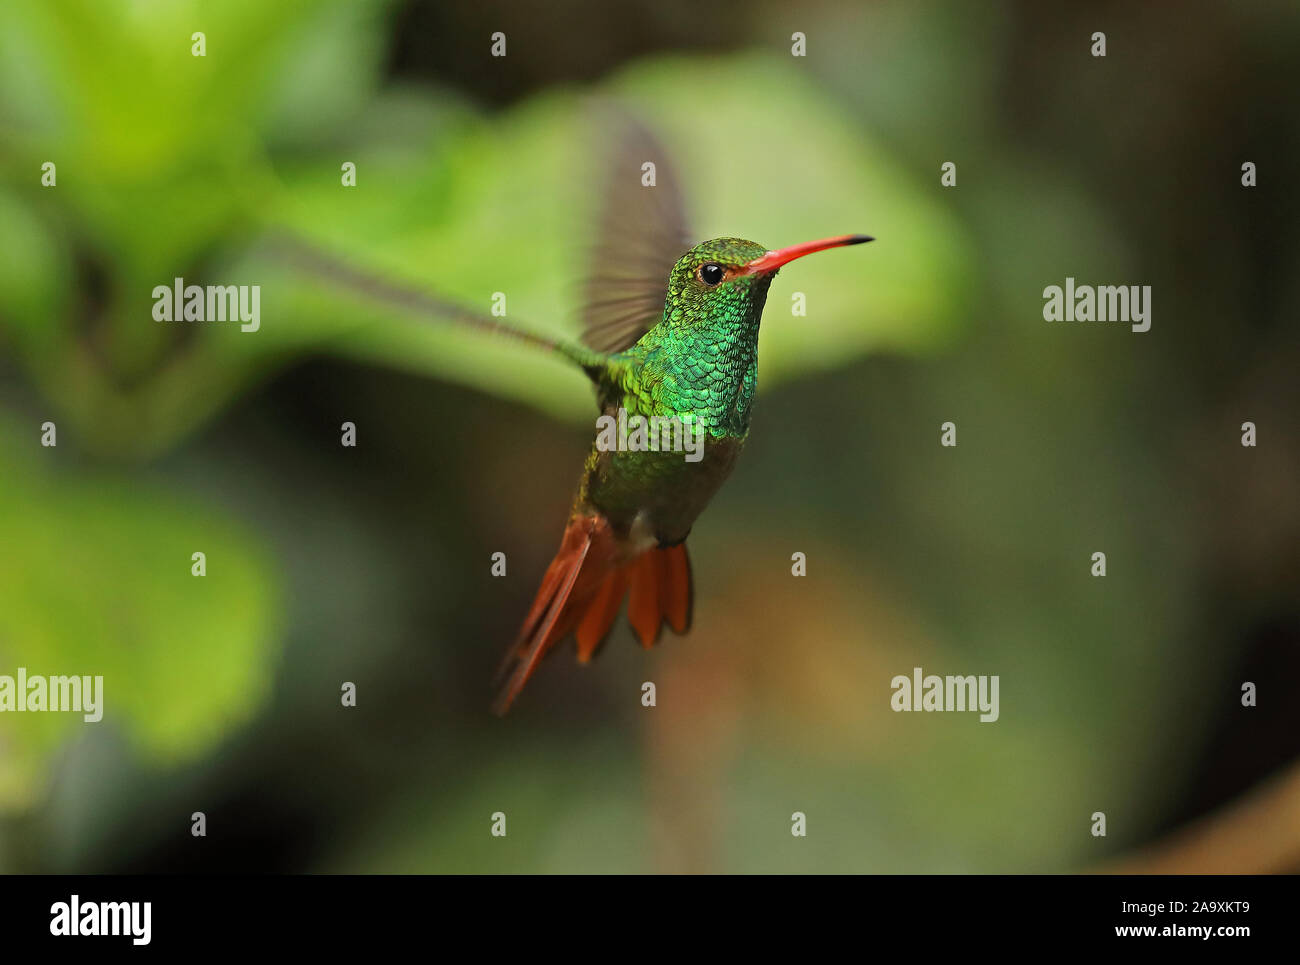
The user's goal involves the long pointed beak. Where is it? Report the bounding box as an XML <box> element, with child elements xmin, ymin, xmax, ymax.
<box><xmin>744</xmin><ymin>233</ymin><xmax>874</xmax><ymax>274</ymax></box>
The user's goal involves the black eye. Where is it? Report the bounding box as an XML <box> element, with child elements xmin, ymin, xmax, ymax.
<box><xmin>699</xmin><ymin>263</ymin><xmax>725</xmax><ymax>286</ymax></box>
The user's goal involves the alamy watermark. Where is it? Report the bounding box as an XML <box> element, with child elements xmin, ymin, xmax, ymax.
<box><xmin>0</xmin><ymin>668</ymin><xmax>103</xmax><ymax>722</ymax></box>
<box><xmin>152</xmin><ymin>277</ymin><xmax>260</xmax><ymax>332</ymax></box>
<box><xmin>891</xmin><ymin>666</ymin><xmax>999</xmax><ymax>722</ymax></box>
<box><xmin>595</xmin><ymin>408</ymin><xmax>704</xmax><ymax>463</ymax></box>
<box><xmin>50</xmin><ymin>895</ymin><xmax>150</xmax><ymax>945</ymax></box>
<box><xmin>1043</xmin><ymin>277</ymin><xmax>1151</xmax><ymax>332</ymax></box>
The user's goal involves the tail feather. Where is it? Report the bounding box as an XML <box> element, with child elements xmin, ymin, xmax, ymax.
<box><xmin>662</xmin><ymin>543</ymin><xmax>693</xmax><ymax>634</ymax></box>
<box><xmin>627</xmin><ymin>550</ymin><xmax>668</xmax><ymax>647</ymax></box>
<box><xmin>492</xmin><ymin>518</ymin><xmax>694</xmax><ymax>714</ymax></box>
<box><xmin>575</xmin><ymin>569</ymin><xmax>628</xmax><ymax>663</ymax></box>
<box><xmin>492</xmin><ymin>515</ymin><xmax>609</xmax><ymax>715</ymax></box>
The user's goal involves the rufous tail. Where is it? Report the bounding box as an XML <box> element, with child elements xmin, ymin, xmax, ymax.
<box><xmin>492</xmin><ymin>515</ymin><xmax>693</xmax><ymax>714</ymax></box>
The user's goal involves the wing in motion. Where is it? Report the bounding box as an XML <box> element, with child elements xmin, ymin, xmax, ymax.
<box><xmin>578</xmin><ymin>112</ymin><xmax>693</xmax><ymax>354</ymax></box>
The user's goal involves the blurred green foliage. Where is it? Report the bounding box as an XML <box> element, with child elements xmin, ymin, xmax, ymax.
<box><xmin>0</xmin><ymin>416</ymin><xmax>279</xmax><ymax>809</ymax></box>
<box><xmin>0</xmin><ymin>0</ymin><xmax>969</xmax><ymax>811</ymax></box>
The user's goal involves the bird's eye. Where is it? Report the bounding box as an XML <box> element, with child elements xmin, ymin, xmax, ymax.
<box><xmin>698</xmin><ymin>263</ymin><xmax>725</xmax><ymax>286</ymax></box>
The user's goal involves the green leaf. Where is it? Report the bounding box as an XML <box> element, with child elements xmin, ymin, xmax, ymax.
<box><xmin>0</xmin><ymin>419</ymin><xmax>281</xmax><ymax>809</ymax></box>
<box><xmin>276</xmin><ymin>53</ymin><xmax>975</xmax><ymax>423</ymax></box>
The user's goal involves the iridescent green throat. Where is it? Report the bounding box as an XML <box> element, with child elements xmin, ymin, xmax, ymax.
<box><xmin>610</xmin><ymin>238</ymin><xmax>776</xmax><ymax>439</ymax></box>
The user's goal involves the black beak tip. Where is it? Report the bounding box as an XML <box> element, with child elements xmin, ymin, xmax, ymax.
<box><xmin>848</xmin><ymin>234</ymin><xmax>875</xmax><ymax>245</ymax></box>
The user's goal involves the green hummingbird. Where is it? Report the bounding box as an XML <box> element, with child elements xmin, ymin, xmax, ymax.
<box><xmin>277</xmin><ymin>122</ymin><xmax>872</xmax><ymax>713</ymax></box>
<box><xmin>492</xmin><ymin>230</ymin><xmax>870</xmax><ymax>712</ymax></box>
<box><xmin>487</xmin><ymin>125</ymin><xmax>871</xmax><ymax>712</ymax></box>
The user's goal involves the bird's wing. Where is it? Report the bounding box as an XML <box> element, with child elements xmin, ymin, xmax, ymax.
<box><xmin>266</xmin><ymin>232</ymin><xmax>602</xmax><ymax>370</ymax></box>
<box><xmin>578</xmin><ymin>114</ymin><xmax>692</xmax><ymax>355</ymax></box>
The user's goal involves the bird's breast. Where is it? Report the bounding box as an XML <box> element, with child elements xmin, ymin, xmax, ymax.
<box><xmin>579</xmin><ymin>431</ymin><xmax>747</xmax><ymax>547</ymax></box>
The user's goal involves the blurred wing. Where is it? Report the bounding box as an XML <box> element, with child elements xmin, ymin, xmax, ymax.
<box><xmin>265</xmin><ymin>232</ymin><xmax>572</xmax><ymax>358</ymax></box>
<box><xmin>580</xmin><ymin>114</ymin><xmax>692</xmax><ymax>354</ymax></box>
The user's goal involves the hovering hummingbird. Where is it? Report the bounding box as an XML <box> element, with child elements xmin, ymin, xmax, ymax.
<box><xmin>488</xmin><ymin>124</ymin><xmax>871</xmax><ymax>712</ymax></box>
<box><xmin>277</xmin><ymin>121</ymin><xmax>872</xmax><ymax>714</ymax></box>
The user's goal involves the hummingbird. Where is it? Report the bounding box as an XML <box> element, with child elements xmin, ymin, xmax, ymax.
<box><xmin>486</xmin><ymin>124</ymin><xmax>871</xmax><ymax>713</ymax></box>
<box><xmin>491</xmin><ymin>229</ymin><xmax>870</xmax><ymax>712</ymax></box>
<box><xmin>274</xmin><ymin>121</ymin><xmax>872</xmax><ymax>714</ymax></box>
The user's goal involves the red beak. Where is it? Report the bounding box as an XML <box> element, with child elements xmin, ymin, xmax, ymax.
<box><xmin>743</xmin><ymin>234</ymin><xmax>874</xmax><ymax>274</ymax></box>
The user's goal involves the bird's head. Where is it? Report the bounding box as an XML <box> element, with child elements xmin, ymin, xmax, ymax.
<box><xmin>662</xmin><ymin>234</ymin><xmax>873</xmax><ymax>334</ymax></box>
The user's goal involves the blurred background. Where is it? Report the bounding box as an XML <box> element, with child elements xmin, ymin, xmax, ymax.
<box><xmin>0</xmin><ymin>0</ymin><xmax>1297</xmax><ymax>873</ymax></box>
